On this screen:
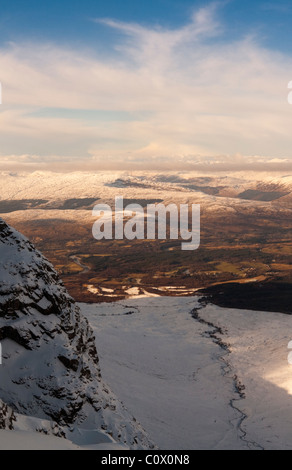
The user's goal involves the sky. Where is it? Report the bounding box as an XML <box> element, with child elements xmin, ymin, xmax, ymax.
<box><xmin>1</xmin><ymin>0</ymin><xmax>292</xmax><ymax>172</ymax></box>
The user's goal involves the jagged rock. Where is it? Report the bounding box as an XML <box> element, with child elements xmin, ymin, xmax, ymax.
<box><xmin>0</xmin><ymin>399</ymin><xmax>16</xmax><ymax>430</ymax></box>
<box><xmin>0</xmin><ymin>219</ymin><xmax>154</xmax><ymax>449</ymax></box>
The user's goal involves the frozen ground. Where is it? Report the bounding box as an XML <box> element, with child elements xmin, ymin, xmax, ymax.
<box><xmin>80</xmin><ymin>296</ymin><xmax>292</xmax><ymax>450</ymax></box>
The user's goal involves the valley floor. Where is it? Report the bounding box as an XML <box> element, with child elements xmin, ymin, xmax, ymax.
<box><xmin>80</xmin><ymin>296</ymin><xmax>292</xmax><ymax>450</ymax></box>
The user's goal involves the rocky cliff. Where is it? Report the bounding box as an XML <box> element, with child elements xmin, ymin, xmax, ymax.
<box><xmin>0</xmin><ymin>218</ymin><xmax>153</xmax><ymax>449</ymax></box>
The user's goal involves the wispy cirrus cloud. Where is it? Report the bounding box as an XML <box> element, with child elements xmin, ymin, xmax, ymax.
<box><xmin>0</xmin><ymin>2</ymin><xmax>292</xmax><ymax>171</ymax></box>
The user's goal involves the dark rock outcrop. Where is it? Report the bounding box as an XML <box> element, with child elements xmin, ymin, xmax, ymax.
<box><xmin>0</xmin><ymin>399</ymin><xmax>16</xmax><ymax>430</ymax></box>
<box><xmin>0</xmin><ymin>219</ymin><xmax>153</xmax><ymax>448</ymax></box>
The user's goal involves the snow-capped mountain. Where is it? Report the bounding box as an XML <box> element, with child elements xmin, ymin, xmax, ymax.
<box><xmin>1</xmin><ymin>170</ymin><xmax>292</xmax><ymax>204</ymax></box>
<box><xmin>0</xmin><ymin>218</ymin><xmax>154</xmax><ymax>449</ymax></box>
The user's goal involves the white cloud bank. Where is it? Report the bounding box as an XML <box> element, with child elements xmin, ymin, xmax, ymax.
<box><xmin>0</xmin><ymin>3</ymin><xmax>292</xmax><ymax>171</ymax></box>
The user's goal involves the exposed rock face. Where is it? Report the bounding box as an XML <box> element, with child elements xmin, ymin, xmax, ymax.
<box><xmin>0</xmin><ymin>219</ymin><xmax>153</xmax><ymax>448</ymax></box>
<box><xmin>0</xmin><ymin>399</ymin><xmax>16</xmax><ymax>430</ymax></box>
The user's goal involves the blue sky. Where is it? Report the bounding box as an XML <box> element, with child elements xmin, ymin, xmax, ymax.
<box><xmin>1</xmin><ymin>0</ymin><xmax>292</xmax><ymax>171</ymax></box>
<box><xmin>1</xmin><ymin>0</ymin><xmax>292</xmax><ymax>52</ymax></box>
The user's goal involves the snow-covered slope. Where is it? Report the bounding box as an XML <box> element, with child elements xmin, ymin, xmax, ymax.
<box><xmin>1</xmin><ymin>170</ymin><xmax>292</xmax><ymax>204</ymax></box>
<box><xmin>0</xmin><ymin>218</ymin><xmax>154</xmax><ymax>449</ymax></box>
<box><xmin>1</xmin><ymin>171</ymin><xmax>291</xmax><ymax>228</ymax></box>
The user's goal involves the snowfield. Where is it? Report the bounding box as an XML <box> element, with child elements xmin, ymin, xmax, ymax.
<box><xmin>80</xmin><ymin>296</ymin><xmax>292</xmax><ymax>450</ymax></box>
